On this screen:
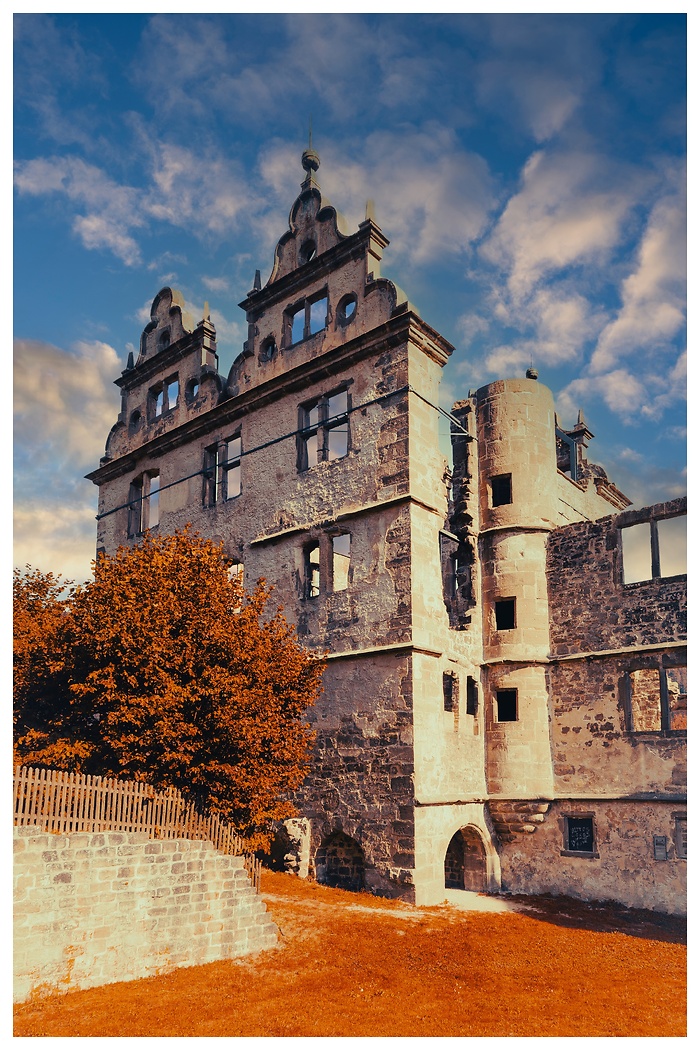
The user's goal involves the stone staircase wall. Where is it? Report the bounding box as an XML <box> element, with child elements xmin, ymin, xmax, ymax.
<box><xmin>14</xmin><ymin>825</ymin><xmax>277</xmax><ymax>1003</ymax></box>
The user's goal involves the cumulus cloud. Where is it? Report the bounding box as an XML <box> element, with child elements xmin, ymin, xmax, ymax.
<box><xmin>14</xmin><ymin>338</ymin><xmax>123</xmax><ymax>580</ymax></box>
<box><xmin>590</xmin><ymin>168</ymin><xmax>686</xmax><ymax>373</ymax></box>
<box><xmin>14</xmin><ymin>338</ymin><xmax>121</xmax><ymax>466</ymax></box>
<box><xmin>481</xmin><ymin>148</ymin><xmax>640</xmax><ymax>300</ymax></box>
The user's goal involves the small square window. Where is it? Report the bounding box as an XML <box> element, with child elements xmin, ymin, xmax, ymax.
<box><xmin>495</xmin><ymin>598</ymin><xmax>516</xmax><ymax>631</ymax></box>
<box><xmin>491</xmin><ymin>474</ymin><xmax>512</xmax><ymax>507</ymax></box>
<box><xmin>565</xmin><ymin>816</ymin><xmax>595</xmax><ymax>854</ymax></box>
<box><xmin>496</xmin><ymin>688</ymin><xmax>517</xmax><ymax>722</ymax></box>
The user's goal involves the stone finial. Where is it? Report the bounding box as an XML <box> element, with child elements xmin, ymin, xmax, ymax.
<box><xmin>301</xmin><ymin>125</ymin><xmax>320</xmax><ymax>190</ymax></box>
<box><xmin>365</xmin><ymin>199</ymin><xmax>376</xmax><ymax>222</ymax></box>
<box><xmin>526</xmin><ymin>366</ymin><xmax>539</xmax><ymax>380</ymax></box>
<box><xmin>125</xmin><ymin>350</ymin><xmax>134</xmax><ymax>371</ymax></box>
<box><xmin>203</xmin><ymin>300</ymin><xmax>210</xmax><ymax>321</ymax></box>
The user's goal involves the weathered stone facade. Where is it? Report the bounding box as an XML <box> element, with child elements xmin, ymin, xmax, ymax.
<box><xmin>87</xmin><ymin>150</ymin><xmax>686</xmax><ymax>914</ymax></box>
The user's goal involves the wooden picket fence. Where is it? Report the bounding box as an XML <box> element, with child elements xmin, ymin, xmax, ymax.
<box><xmin>13</xmin><ymin>765</ymin><xmax>262</xmax><ymax>891</ymax></box>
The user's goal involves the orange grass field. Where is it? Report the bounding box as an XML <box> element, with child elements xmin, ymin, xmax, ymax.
<box><xmin>14</xmin><ymin>870</ymin><xmax>686</xmax><ymax>1037</ymax></box>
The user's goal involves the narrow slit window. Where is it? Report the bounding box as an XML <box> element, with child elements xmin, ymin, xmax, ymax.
<box><xmin>224</xmin><ymin>435</ymin><xmax>242</xmax><ymax>500</ymax></box>
<box><xmin>443</xmin><ymin>673</ymin><xmax>457</xmax><ymax>712</ymax></box>
<box><xmin>327</xmin><ymin>389</ymin><xmax>349</xmax><ymax>461</ymax></box>
<box><xmin>332</xmin><ymin>534</ymin><xmax>351</xmax><ymax>591</ymax></box>
<box><xmin>495</xmin><ymin>598</ymin><xmax>516</xmax><ymax>631</ymax></box>
<box><xmin>151</xmin><ymin>384</ymin><xmax>164</xmax><ymax>419</ymax></box>
<box><xmin>496</xmin><ymin>688</ymin><xmax>517</xmax><ymax>722</ymax></box>
<box><xmin>305</xmin><ymin>544</ymin><xmax>320</xmax><ymax>599</ymax></box>
<box><xmin>302</xmin><ymin>403</ymin><xmax>320</xmax><ymax>469</ymax></box>
<box><xmin>146</xmin><ymin>473</ymin><xmax>160</xmax><ymax>529</ymax></box>
<box><xmin>203</xmin><ymin>444</ymin><xmax>219</xmax><ymax>506</ymax></box>
<box><xmin>466</xmin><ymin>677</ymin><xmax>478</xmax><ymax>717</ymax></box>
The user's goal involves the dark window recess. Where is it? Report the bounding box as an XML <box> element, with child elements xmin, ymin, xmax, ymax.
<box><xmin>466</xmin><ymin>677</ymin><xmax>478</xmax><ymax>717</ymax></box>
<box><xmin>260</xmin><ymin>337</ymin><xmax>277</xmax><ymax>362</ymax></box>
<box><xmin>203</xmin><ymin>443</ymin><xmax>219</xmax><ymax>506</ymax></box>
<box><xmin>128</xmin><ymin>472</ymin><xmax>159</xmax><ymax>537</ymax></box>
<box><xmin>443</xmin><ymin>673</ymin><xmax>457</xmax><ymax>713</ymax></box>
<box><xmin>495</xmin><ymin>598</ymin><xmax>516</xmax><ymax>631</ymax></box>
<box><xmin>185</xmin><ymin>378</ymin><xmax>199</xmax><ymax>402</ymax></box>
<box><xmin>565</xmin><ymin>817</ymin><xmax>595</xmax><ymax>854</ymax></box>
<box><xmin>440</xmin><ymin>533</ymin><xmax>474</xmax><ymax>628</ymax></box>
<box><xmin>223</xmin><ymin>436</ymin><xmax>242</xmax><ymax>500</ymax></box>
<box><xmin>298</xmin><ymin>388</ymin><xmax>350</xmax><ymax>470</ymax></box>
<box><xmin>653</xmin><ymin>836</ymin><xmax>668</xmax><ymax>861</ymax></box>
<box><xmin>491</xmin><ymin>474</ymin><xmax>512</xmax><ymax>507</ymax></box>
<box><xmin>496</xmin><ymin>689</ymin><xmax>517</xmax><ymax>722</ymax></box>
<box><xmin>337</xmin><ymin>294</ymin><xmax>357</xmax><ymax>325</ymax></box>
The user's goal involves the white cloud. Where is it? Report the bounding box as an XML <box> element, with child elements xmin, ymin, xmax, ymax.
<box><xmin>13</xmin><ymin>499</ymin><xmax>99</xmax><ymax>585</ymax></box>
<box><xmin>202</xmin><ymin>276</ymin><xmax>230</xmax><ymax>294</ymax></box>
<box><xmin>481</xmin><ymin>149</ymin><xmax>640</xmax><ymax>301</ymax></box>
<box><xmin>14</xmin><ymin>338</ymin><xmax>121</xmax><ymax>466</ymax></box>
<box><xmin>590</xmin><ymin>169</ymin><xmax>686</xmax><ymax>373</ymax></box>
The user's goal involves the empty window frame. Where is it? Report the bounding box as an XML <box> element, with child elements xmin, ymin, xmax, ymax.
<box><xmin>149</xmin><ymin>375</ymin><xmax>179</xmax><ymax>419</ymax></box>
<box><xmin>332</xmin><ymin>533</ymin><xmax>351</xmax><ymax>591</ymax></box>
<box><xmin>203</xmin><ymin>436</ymin><xmax>242</xmax><ymax>504</ymax></box>
<box><xmin>564</xmin><ymin>816</ymin><xmax>595</xmax><ymax>855</ymax></box>
<box><xmin>304</xmin><ymin>544</ymin><xmax>321</xmax><ymax>599</ymax></box>
<box><xmin>223</xmin><ymin>436</ymin><xmax>242</xmax><ymax>500</ymax></box>
<box><xmin>621</xmin><ymin>513</ymin><xmax>687</xmax><ymax>584</ymax></box>
<box><xmin>490</xmin><ymin>473</ymin><xmax>512</xmax><ymax>507</ymax></box>
<box><xmin>299</xmin><ymin>388</ymin><xmax>350</xmax><ymax>470</ymax></box>
<box><xmin>496</xmin><ymin>688</ymin><xmax>517</xmax><ymax>722</ymax></box>
<box><xmin>228</xmin><ymin>561</ymin><xmax>244</xmax><ymax>586</ymax></box>
<box><xmin>128</xmin><ymin>471</ymin><xmax>159</xmax><ymax>536</ymax></box>
<box><xmin>495</xmin><ymin>598</ymin><xmax>516</xmax><ymax>631</ymax></box>
<box><xmin>285</xmin><ymin>292</ymin><xmax>329</xmax><ymax>346</ymax></box>
<box><xmin>622</xmin><ymin>665</ymin><xmax>687</xmax><ymax>734</ymax></box>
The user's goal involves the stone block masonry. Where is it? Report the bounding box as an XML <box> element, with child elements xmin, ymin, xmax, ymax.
<box><xmin>13</xmin><ymin>826</ymin><xmax>278</xmax><ymax>1003</ymax></box>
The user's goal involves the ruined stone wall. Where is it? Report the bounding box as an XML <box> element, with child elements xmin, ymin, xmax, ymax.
<box><xmin>547</xmin><ymin>498</ymin><xmax>687</xmax><ymax>656</ymax></box>
<box><xmin>497</xmin><ymin>800</ymin><xmax>686</xmax><ymax>914</ymax></box>
<box><xmin>301</xmin><ymin>651</ymin><xmax>415</xmax><ymax>898</ymax></box>
<box><xmin>13</xmin><ymin>826</ymin><xmax>277</xmax><ymax>1003</ymax></box>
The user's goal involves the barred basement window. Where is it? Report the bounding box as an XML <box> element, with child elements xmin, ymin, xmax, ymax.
<box><xmin>564</xmin><ymin>816</ymin><xmax>595</xmax><ymax>855</ymax></box>
<box><xmin>496</xmin><ymin>688</ymin><xmax>517</xmax><ymax>722</ymax></box>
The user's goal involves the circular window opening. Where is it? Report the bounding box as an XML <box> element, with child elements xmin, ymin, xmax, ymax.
<box><xmin>185</xmin><ymin>378</ymin><xmax>200</xmax><ymax>402</ymax></box>
<box><xmin>260</xmin><ymin>337</ymin><xmax>277</xmax><ymax>362</ymax></box>
<box><xmin>300</xmin><ymin>240</ymin><xmax>317</xmax><ymax>265</ymax></box>
<box><xmin>158</xmin><ymin>329</ymin><xmax>170</xmax><ymax>350</ymax></box>
<box><xmin>337</xmin><ymin>295</ymin><xmax>357</xmax><ymax>325</ymax></box>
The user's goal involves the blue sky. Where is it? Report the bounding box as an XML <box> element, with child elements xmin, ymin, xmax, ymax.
<box><xmin>13</xmin><ymin>11</ymin><xmax>686</xmax><ymax>583</ymax></box>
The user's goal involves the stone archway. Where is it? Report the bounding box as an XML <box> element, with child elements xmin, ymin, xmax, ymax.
<box><xmin>444</xmin><ymin>826</ymin><xmax>488</xmax><ymax>892</ymax></box>
<box><xmin>315</xmin><ymin>831</ymin><xmax>364</xmax><ymax>891</ymax></box>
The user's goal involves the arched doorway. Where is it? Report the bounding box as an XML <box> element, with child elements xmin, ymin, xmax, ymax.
<box><xmin>444</xmin><ymin>826</ymin><xmax>488</xmax><ymax>892</ymax></box>
<box><xmin>315</xmin><ymin>831</ymin><xmax>364</xmax><ymax>891</ymax></box>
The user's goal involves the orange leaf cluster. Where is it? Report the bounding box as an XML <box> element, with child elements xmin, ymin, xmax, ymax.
<box><xmin>13</xmin><ymin>529</ymin><xmax>323</xmax><ymax>847</ymax></box>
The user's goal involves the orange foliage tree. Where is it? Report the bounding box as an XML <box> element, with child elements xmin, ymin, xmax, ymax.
<box><xmin>13</xmin><ymin>530</ymin><xmax>323</xmax><ymax>847</ymax></box>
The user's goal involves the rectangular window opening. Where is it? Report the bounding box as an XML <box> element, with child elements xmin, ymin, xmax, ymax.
<box><xmin>332</xmin><ymin>533</ymin><xmax>351</xmax><ymax>592</ymax></box>
<box><xmin>496</xmin><ymin>688</ymin><xmax>517</xmax><ymax>722</ymax></box>
<box><xmin>203</xmin><ymin>444</ymin><xmax>219</xmax><ymax>506</ymax></box>
<box><xmin>666</xmin><ymin>666</ymin><xmax>687</xmax><ymax>731</ymax></box>
<box><xmin>674</xmin><ymin>816</ymin><xmax>687</xmax><ymax>860</ymax></box>
<box><xmin>166</xmin><ymin>377</ymin><xmax>179</xmax><ymax>410</ymax></box>
<box><xmin>491</xmin><ymin>473</ymin><xmax>512</xmax><ymax>507</ymax></box>
<box><xmin>621</xmin><ymin>522</ymin><xmax>652</xmax><ymax>584</ymax></box>
<box><xmin>299</xmin><ymin>389</ymin><xmax>350</xmax><ymax>471</ymax></box>
<box><xmin>565</xmin><ymin>816</ymin><xmax>595</xmax><ymax>854</ymax></box>
<box><xmin>291</xmin><ymin>305</ymin><xmax>305</xmax><ymax>345</ymax></box>
<box><xmin>657</xmin><ymin>515</ymin><xmax>687</xmax><ymax>578</ymax></box>
<box><xmin>626</xmin><ymin>668</ymin><xmax>662</xmax><ymax>732</ymax></box>
<box><xmin>308</xmin><ymin>296</ymin><xmax>328</xmax><ymax>336</ymax></box>
<box><xmin>146</xmin><ymin>472</ymin><xmax>160</xmax><ymax>529</ymax></box>
<box><xmin>495</xmin><ymin>598</ymin><xmax>516</xmax><ymax>631</ymax></box>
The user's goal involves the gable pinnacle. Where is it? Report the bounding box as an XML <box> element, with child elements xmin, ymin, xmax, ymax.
<box><xmin>301</xmin><ymin>141</ymin><xmax>320</xmax><ymax>191</ymax></box>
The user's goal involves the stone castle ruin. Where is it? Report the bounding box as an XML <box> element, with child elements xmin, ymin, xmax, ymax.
<box><xmin>88</xmin><ymin>149</ymin><xmax>686</xmax><ymax>914</ymax></box>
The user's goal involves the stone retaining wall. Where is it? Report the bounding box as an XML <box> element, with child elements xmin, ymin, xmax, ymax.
<box><xmin>13</xmin><ymin>825</ymin><xmax>277</xmax><ymax>1003</ymax></box>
